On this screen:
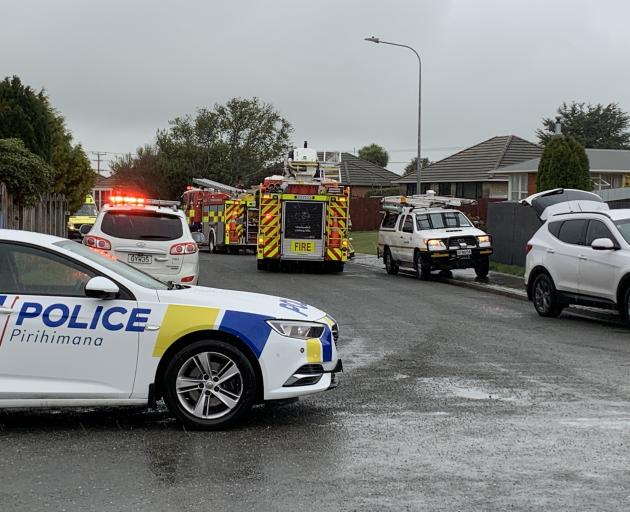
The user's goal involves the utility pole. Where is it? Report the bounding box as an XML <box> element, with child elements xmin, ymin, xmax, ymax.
<box><xmin>91</xmin><ymin>152</ymin><xmax>107</xmax><ymax>176</ymax></box>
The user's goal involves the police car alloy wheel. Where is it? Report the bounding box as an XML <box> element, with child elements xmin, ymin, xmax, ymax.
<box><xmin>163</xmin><ymin>339</ymin><xmax>256</xmax><ymax>429</ymax></box>
<box><xmin>532</xmin><ymin>273</ymin><xmax>563</xmax><ymax>318</ymax></box>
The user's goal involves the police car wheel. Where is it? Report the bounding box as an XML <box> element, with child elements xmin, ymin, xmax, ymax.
<box><xmin>384</xmin><ymin>248</ymin><xmax>398</xmax><ymax>275</ymax></box>
<box><xmin>163</xmin><ymin>340</ymin><xmax>256</xmax><ymax>429</ymax></box>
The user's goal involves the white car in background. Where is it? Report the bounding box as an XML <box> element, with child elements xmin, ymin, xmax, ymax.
<box><xmin>523</xmin><ymin>188</ymin><xmax>630</xmax><ymax>323</ymax></box>
<box><xmin>84</xmin><ymin>196</ymin><xmax>200</xmax><ymax>285</ymax></box>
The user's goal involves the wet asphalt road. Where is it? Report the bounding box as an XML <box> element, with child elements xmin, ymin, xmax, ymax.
<box><xmin>2</xmin><ymin>254</ymin><xmax>630</xmax><ymax>511</ymax></box>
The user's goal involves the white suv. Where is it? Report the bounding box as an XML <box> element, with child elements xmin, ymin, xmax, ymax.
<box><xmin>523</xmin><ymin>188</ymin><xmax>630</xmax><ymax>322</ymax></box>
<box><xmin>84</xmin><ymin>196</ymin><xmax>200</xmax><ymax>285</ymax></box>
<box><xmin>377</xmin><ymin>202</ymin><xmax>493</xmax><ymax>279</ymax></box>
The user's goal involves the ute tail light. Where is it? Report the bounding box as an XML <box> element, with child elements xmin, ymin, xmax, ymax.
<box><xmin>170</xmin><ymin>242</ymin><xmax>198</xmax><ymax>255</ymax></box>
<box><xmin>526</xmin><ymin>243</ymin><xmax>533</xmax><ymax>254</ymax></box>
<box><xmin>84</xmin><ymin>236</ymin><xmax>111</xmax><ymax>250</ymax></box>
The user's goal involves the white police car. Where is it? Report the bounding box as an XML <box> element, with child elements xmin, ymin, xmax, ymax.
<box><xmin>0</xmin><ymin>229</ymin><xmax>341</xmax><ymax>429</ymax></box>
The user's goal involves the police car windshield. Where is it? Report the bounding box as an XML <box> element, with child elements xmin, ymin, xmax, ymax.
<box><xmin>54</xmin><ymin>240</ymin><xmax>170</xmax><ymax>290</ymax></box>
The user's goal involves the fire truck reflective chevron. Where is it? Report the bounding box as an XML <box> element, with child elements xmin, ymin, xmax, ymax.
<box><xmin>0</xmin><ymin>229</ymin><xmax>342</xmax><ymax>429</ymax></box>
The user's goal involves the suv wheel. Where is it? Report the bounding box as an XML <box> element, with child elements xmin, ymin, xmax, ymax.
<box><xmin>384</xmin><ymin>248</ymin><xmax>398</xmax><ymax>275</ymax></box>
<box><xmin>532</xmin><ymin>273</ymin><xmax>563</xmax><ymax>318</ymax></box>
<box><xmin>162</xmin><ymin>340</ymin><xmax>256</xmax><ymax>430</ymax></box>
<box><xmin>474</xmin><ymin>256</ymin><xmax>489</xmax><ymax>278</ymax></box>
<box><xmin>621</xmin><ymin>287</ymin><xmax>630</xmax><ymax>326</ymax></box>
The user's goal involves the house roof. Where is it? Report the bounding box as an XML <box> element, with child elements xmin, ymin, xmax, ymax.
<box><xmin>93</xmin><ymin>172</ymin><xmax>129</xmax><ymax>189</ymax></box>
<box><xmin>318</xmin><ymin>152</ymin><xmax>400</xmax><ymax>187</ymax></box>
<box><xmin>493</xmin><ymin>148</ymin><xmax>630</xmax><ymax>175</ymax></box>
<box><xmin>394</xmin><ymin>135</ymin><xmax>542</xmax><ymax>184</ymax></box>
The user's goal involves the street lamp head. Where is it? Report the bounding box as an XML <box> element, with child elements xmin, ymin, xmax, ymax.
<box><xmin>364</xmin><ymin>36</ymin><xmax>380</xmax><ymax>43</ymax></box>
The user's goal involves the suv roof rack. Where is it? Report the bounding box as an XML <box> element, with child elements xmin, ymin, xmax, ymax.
<box><xmin>381</xmin><ymin>191</ymin><xmax>476</xmax><ymax>213</ymax></box>
<box><xmin>551</xmin><ymin>210</ymin><xmax>611</xmax><ymax>219</ymax></box>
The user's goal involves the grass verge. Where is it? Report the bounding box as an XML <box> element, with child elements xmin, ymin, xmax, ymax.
<box><xmin>350</xmin><ymin>230</ymin><xmax>378</xmax><ymax>255</ymax></box>
<box><xmin>490</xmin><ymin>261</ymin><xmax>525</xmax><ymax>277</ymax></box>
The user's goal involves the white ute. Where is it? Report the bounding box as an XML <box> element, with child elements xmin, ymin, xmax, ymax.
<box><xmin>377</xmin><ymin>192</ymin><xmax>493</xmax><ymax>279</ymax></box>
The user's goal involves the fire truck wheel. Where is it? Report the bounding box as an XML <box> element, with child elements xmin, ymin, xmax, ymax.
<box><xmin>256</xmin><ymin>259</ymin><xmax>267</xmax><ymax>271</ymax></box>
<box><xmin>325</xmin><ymin>262</ymin><xmax>344</xmax><ymax>273</ymax></box>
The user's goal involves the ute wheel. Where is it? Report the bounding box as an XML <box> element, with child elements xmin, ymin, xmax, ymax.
<box><xmin>414</xmin><ymin>251</ymin><xmax>431</xmax><ymax>280</ymax></box>
<box><xmin>474</xmin><ymin>256</ymin><xmax>489</xmax><ymax>278</ymax></box>
<box><xmin>384</xmin><ymin>248</ymin><xmax>398</xmax><ymax>275</ymax></box>
<box><xmin>532</xmin><ymin>273</ymin><xmax>563</xmax><ymax>318</ymax></box>
<box><xmin>162</xmin><ymin>339</ymin><xmax>256</xmax><ymax>430</ymax></box>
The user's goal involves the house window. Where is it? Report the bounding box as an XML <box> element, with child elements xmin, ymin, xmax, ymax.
<box><xmin>437</xmin><ymin>183</ymin><xmax>452</xmax><ymax>196</ymax></box>
<box><xmin>455</xmin><ymin>182</ymin><xmax>482</xmax><ymax>199</ymax></box>
<box><xmin>509</xmin><ymin>174</ymin><xmax>528</xmax><ymax>201</ymax></box>
<box><xmin>592</xmin><ymin>174</ymin><xmax>623</xmax><ymax>191</ymax></box>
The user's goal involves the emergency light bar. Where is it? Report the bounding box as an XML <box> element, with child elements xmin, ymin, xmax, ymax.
<box><xmin>108</xmin><ymin>195</ymin><xmax>180</xmax><ymax>208</ymax></box>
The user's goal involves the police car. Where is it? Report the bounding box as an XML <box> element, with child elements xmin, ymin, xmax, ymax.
<box><xmin>85</xmin><ymin>195</ymin><xmax>200</xmax><ymax>285</ymax></box>
<box><xmin>0</xmin><ymin>229</ymin><xmax>341</xmax><ymax>429</ymax></box>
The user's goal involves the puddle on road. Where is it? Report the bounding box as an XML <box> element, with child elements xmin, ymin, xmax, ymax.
<box><xmin>417</xmin><ymin>377</ymin><xmax>523</xmax><ymax>403</ymax></box>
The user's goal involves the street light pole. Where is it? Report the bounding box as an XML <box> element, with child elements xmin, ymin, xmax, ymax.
<box><xmin>364</xmin><ymin>36</ymin><xmax>422</xmax><ymax>194</ymax></box>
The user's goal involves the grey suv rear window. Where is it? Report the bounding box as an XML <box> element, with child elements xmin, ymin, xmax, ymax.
<box><xmin>101</xmin><ymin>211</ymin><xmax>183</xmax><ymax>240</ymax></box>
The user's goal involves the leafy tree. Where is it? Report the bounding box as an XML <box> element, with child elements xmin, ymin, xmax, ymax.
<box><xmin>403</xmin><ymin>156</ymin><xmax>430</xmax><ymax>176</ymax></box>
<box><xmin>0</xmin><ymin>75</ymin><xmax>94</xmax><ymax>211</ymax></box>
<box><xmin>358</xmin><ymin>143</ymin><xmax>389</xmax><ymax>167</ymax></box>
<box><xmin>0</xmin><ymin>138</ymin><xmax>54</xmax><ymax>206</ymax></box>
<box><xmin>0</xmin><ymin>76</ymin><xmax>52</xmax><ymax>161</ymax></box>
<box><xmin>157</xmin><ymin>97</ymin><xmax>292</xmax><ymax>197</ymax></box>
<box><xmin>48</xmin><ymin>109</ymin><xmax>94</xmax><ymax>211</ymax></box>
<box><xmin>537</xmin><ymin>102</ymin><xmax>630</xmax><ymax>149</ymax></box>
<box><xmin>537</xmin><ymin>135</ymin><xmax>591</xmax><ymax>191</ymax></box>
<box><xmin>110</xmin><ymin>145</ymin><xmax>167</xmax><ymax>198</ymax></box>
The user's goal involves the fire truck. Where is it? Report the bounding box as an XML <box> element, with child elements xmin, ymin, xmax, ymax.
<box><xmin>182</xmin><ymin>178</ymin><xmax>258</xmax><ymax>253</ymax></box>
<box><xmin>257</xmin><ymin>145</ymin><xmax>350</xmax><ymax>272</ymax></box>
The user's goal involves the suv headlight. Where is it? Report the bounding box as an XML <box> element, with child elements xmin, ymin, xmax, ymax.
<box><xmin>426</xmin><ymin>239</ymin><xmax>447</xmax><ymax>251</ymax></box>
<box><xmin>477</xmin><ymin>235</ymin><xmax>492</xmax><ymax>247</ymax></box>
<box><xmin>267</xmin><ymin>320</ymin><xmax>325</xmax><ymax>339</ymax></box>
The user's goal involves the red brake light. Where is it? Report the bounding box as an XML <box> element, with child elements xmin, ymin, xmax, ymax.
<box><xmin>170</xmin><ymin>242</ymin><xmax>198</xmax><ymax>255</ymax></box>
<box><xmin>180</xmin><ymin>276</ymin><xmax>195</xmax><ymax>283</ymax></box>
<box><xmin>84</xmin><ymin>236</ymin><xmax>111</xmax><ymax>251</ymax></box>
<box><xmin>526</xmin><ymin>243</ymin><xmax>533</xmax><ymax>254</ymax></box>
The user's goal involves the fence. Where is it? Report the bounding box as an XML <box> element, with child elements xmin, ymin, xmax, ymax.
<box><xmin>349</xmin><ymin>196</ymin><xmax>383</xmax><ymax>231</ymax></box>
<box><xmin>0</xmin><ymin>182</ymin><xmax>67</xmax><ymax>237</ymax></box>
<box><xmin>486</xmin><ymin>201</ymin><xmax>541</xmax><ymax>266</ymax></box>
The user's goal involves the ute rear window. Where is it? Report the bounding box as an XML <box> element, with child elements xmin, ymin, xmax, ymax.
<box><xmin>101</xmin><ymin>211</ymin><xmax>183</xmax><ymax>240</ymax></box>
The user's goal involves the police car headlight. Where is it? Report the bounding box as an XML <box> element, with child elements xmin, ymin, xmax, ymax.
<box><xmin>426</xmin><ymin>239</ymin><xmax>447</xmax><ymax>251</ymax></box>
<box><xmin>267</xmin><ymin>320</ymin><xmax>325</xmax><ymax>339</ymax></box>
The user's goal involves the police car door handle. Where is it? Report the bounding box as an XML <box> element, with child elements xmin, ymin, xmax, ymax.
<box><xmin>0</xmin><ymin>307</ymin><xmax>13</xmax><ymax>315</ymax></box>
<box><xmin>145</xmin><ymin>325</ymin><xmax>160</xmax><ymax>331</ymax></box>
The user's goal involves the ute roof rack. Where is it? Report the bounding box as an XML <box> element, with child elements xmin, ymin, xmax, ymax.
<box><xmin>381</xmin><ymin>191</ymin><xmax>476</xmax><ymax>212</ymax></box>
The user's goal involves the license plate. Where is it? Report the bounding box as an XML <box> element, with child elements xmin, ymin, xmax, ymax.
<box><xmin>291</xmin><ymin>241</ymin><xmax>315</xmax><ymax>253</ymax></box>
<box><xmin>456</xmin><ymin>249</ymin><xmax>472</xmax><ymax>257</ymax></box>
<box><xmin>128</xmin><ymin>254</ymin><xmax>152</xmax><ymax>264</ymax></box>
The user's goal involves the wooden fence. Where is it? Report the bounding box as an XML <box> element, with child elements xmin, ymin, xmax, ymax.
<box><xmin>349</xmin><ymin>197</ymin><xmax>383</xmax><ymax>231</ymax></box>
<box><xmin>0</xmin><ymin>182</ymin><xmax>67</xmax><ymax>237</ymax></box>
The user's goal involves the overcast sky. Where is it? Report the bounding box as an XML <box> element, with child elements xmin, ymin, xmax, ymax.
<box><xmin>2</xmin><ymin>0</ymin><xmax>630</xmax><ymax>172</ymax></box>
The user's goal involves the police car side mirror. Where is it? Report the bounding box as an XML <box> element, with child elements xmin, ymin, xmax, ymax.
<box><xmin>79</xmin><ymin>224</ymin><xmax>91</xmax><ymax>236</ymax></box>
<box><xmin>85</xmin><ymin>276</ymin><xmax>120</xmax><ymax>300</ymax></box>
